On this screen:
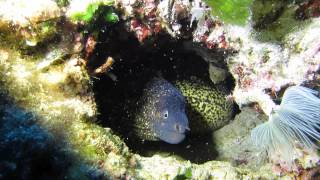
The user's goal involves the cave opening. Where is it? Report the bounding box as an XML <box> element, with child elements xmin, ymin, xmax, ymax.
<box><xmin>89</xmin><ymin>22</ymin><xmax>236</xmax><ymax>163</ymax></box>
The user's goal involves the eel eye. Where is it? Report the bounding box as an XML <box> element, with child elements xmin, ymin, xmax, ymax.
<box><xmin>163</xmin><ymin>110</ymin><xmax>168</xmax><ymax>119</ymax></box>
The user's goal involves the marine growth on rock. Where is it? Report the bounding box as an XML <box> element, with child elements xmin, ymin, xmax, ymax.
<box><xmin>251</xmin><ymin>86</ymin><xmax>320</xmax><ymax>170</ymax></box>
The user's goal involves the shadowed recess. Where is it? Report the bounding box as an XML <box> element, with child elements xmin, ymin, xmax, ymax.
<box><xmin>90</xmin><ymin>23</ymin><xmax>235</xmax><ymax>163</ymax></box>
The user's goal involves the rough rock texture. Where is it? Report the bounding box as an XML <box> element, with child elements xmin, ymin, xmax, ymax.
<box><xmin>0</xmin><ymin>41</ymin><xmax>126</xmax><ymax>179</ymax></box>
<box><xmin>0</xmin><ymin>34</ymin><xmax>282</xmax><ymax>179</ymax></box>
<box><xmin>214</xmin><ymin>106</ymin><xmax>320</xmax><ymax>176</ymax></box>
<box><xmin>0</xmin><ymin>6</ymin><xmax>283</xmax><ymax>178</ymax></box>
<box><xmin>0</xmin><ymin>96</ymin><xmax>70</xmax><ymax>179</ymax></box>
<box><xmin>136</xmin><ymin>155</ymin><xmax>278</xmax><ymax>179</ymax></box>
<box><xmin>0</xmin><ymin>0</ymin><xmax>61</xmax><ymax>27</ymax></box>
<box><xmin>99</xmin><ymin>0</ymin><xmax>320</xmax><ymax>117</ymax></box>
<box><xmin>208</xmin><ymin>63</ymin><xmax>227</xmax><ymax>84</ymax></box>
<box><xmin>213</xmin><ymin>107</ymin><xmax>269</xmax><ymax>170</ymax></box>
<box><xmin>188</xmin><ymin>3</ymin><xmax>320</xmax><ymax>117</ymax></box>
<box><xmin>2</xmin><ymin>0</ymin><xmax>318</xmax><ymax>178</ymax></box>
<box><xmin>229</xmin><ymin>18</ymin><xmax>320</xmax><ymax>116</ymax></box>
<box><xmin>0</xmin><ymin>0</ymin><xmax>61</xmax><ymax>46</ymax></box>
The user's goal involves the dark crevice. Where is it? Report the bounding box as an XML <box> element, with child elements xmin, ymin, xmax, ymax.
<box><xmin>90</xmin><ymin>22</ymin><xmax>236</xmax><ymax>163</ymax></box>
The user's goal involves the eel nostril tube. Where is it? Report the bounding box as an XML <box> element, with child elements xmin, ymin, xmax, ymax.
<box><xmin>175</xmin><ymin>124</ymin><xmax>187</xmax><ymax>133</ymax></box>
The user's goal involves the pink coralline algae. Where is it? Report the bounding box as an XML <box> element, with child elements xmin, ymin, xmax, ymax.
<box><xmin>296</xmin><ymin>0</ymin><xmax>320</xmax><ymax>19</ymax></box>
<box><xmin>117</xmin><ymin>0</ymin><xmax>320</xmax><ymax>119</ymax></box>
<box><xmin>130</xmin><ymin>19</ymin><xmax>152</xmax><ymax>42</ymax></box>
<box><xmin>193</xmin><ymin>22</ymin><xmax>228</xmax><ymax>49</ymax></box>
<box><xmin>117</xmin><ymin>0</ymin><xmax>162</xmax><ymax>42</ymax></box>
<box><xmin>116</xmin><ymin>0</ymin><xmax>228</xmax><ymax>48</ymax></box>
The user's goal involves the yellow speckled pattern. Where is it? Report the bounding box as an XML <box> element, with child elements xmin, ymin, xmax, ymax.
<box><xmin>175</xmin><ymin>79</ymin><xmax>234</xmax><ymax>133</ymax></box>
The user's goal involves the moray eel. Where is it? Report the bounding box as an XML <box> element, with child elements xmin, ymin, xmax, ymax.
<box><xmin>175</xmin><ymin>78</ymin><xmax>234</xmax><ymax>133</ymax></box>
<box><xmin>134</xmin><ymin>78</ymin><xmax>189</xmax><ymax>144</ymax></box>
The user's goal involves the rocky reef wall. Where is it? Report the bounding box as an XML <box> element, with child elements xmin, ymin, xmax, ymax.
<box><xmin>0</xmin><ymin>0</ymin><xmax>319</xmax><ymax>179</ymax></box>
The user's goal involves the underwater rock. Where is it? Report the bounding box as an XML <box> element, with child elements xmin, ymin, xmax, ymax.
<box><xmin>0</xmin><ymin>96</ymin><xmax>70</xmax><ymax>179</ymax></box>
<box><xmin>0</xmin><ymin>32</ymin><xmax>284</xmax><ymax>180</ymax></box>
<box><xmin>176</xmin><ymin>2</ymin><xmax>320</xmax><ymax>121</ymax></box>
<box><xmin>0</xmin><ymin>42</ymin><xmax>280</xmax><ymax>178</ymax></box>
<box><xmin>182</xmin><ymin>41</ymin><xmax>228</xmax><ymax>65</ymax></box>
<box><xmin>1</xmin><ymin>0</ymin><xmax>309</xmax><ymax>177</ymax></box>
<box><xmin>0</xmin><ymin>0</ymin><xmax>61</xmax><ymax>46</ymax></box>
<box><xmin>134</xmin><ymin>78</ymin><xmax>189</xmax><ymax>144</ymax></box>
<box><xmin>213</xmin><ymin>107</ymin><xmax>268</xmax><ymax>170</ymax></box>
<box><xmin>175</xmin><ymin>78</ymin><xmax>234</xmax><ymax>134</ymax></box>
<box><xmin>229</xmin><ymin>18</ymin><xmax>320</xmax><ymax>116</ymax></box>
<box><xmin>0</xmin><ymin>42</ymin><xmax>125</xmax><ymax>179</ymax></box>
<box><xmin>208</xmin><ymin>63</ymin><xmax>227</xmax><ymax>84</ymax></box>
<box><xmin>115</xmin><ymin>0</ymin><xmax>208</xmax><ymax>41</ymax></box>
<box><xmin>136</xmin><ymin>154</ymin><xmax>279</xmax><ymax>179</ymax></box>
<box><xmin>251</xmin><ymin>0</ymin><xmax>313</xmax><ymax>42</ymax></box>
<box><xmin>251</xmin><ymin>85</ymin><xmax>320</xmax><ymax>173</ymax></box>
<box><xmin>0</xmin><ymin>0</ymin><xmax>60</xmax><ymax>27</ymax></box>
<box><xmin>295</xmin><ymin>0</ymin><xmax>320</xmax><ymax>20</ymax></box>
<box><xmin>226</xmin><ymin>18</ymin><xmax>320</xmax><ymax>171</ymax></box>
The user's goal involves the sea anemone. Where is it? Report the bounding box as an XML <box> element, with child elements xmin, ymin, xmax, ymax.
<box><xmin>251</xmin><ymin>86</ymin><xmax>320</xmax><ymax>167</ymax></box>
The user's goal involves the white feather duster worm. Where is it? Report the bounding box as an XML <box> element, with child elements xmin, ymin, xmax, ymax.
<box><xmin>251</xmin><ymin>86</ymin><xmax>320</xmax><ymax>166</ymax></box>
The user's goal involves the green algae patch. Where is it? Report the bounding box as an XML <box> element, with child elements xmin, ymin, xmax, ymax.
<box><xmin>103</xmin><ymin>8</ymin><xmax>119</xmax><ymax>24</ymax></box>
<box><xmin>205</xmin><ymin>0</ymin><xmax>253</xmax><ymax>26</ymax></box>
<box><xmin>72</xmin><ymin>3</ymin><xmax>101</xmax><ymax>23</ymax></box>
<box><xmin>251</xmin><ymin>0</ymin><xmax>312</xmax><ymax>43</ymax></box>
<box><xmin>71</xmin><ymin>122</ymin><xmax>130</xmax><ymax>159</ymax></box>
<box><xmin>0</xmin><ymin>18</ymin><xmax>59</xmax><ymax>48</ymax></box>
<box><xmin>173</xmin><ymin>167</ymin><xmax>193</xmax><ymax>179</ymax></box>
<box><xmin>68</xmin><ymin>0</ymin><xmax>118</xmax><ymax>24</ymax></box>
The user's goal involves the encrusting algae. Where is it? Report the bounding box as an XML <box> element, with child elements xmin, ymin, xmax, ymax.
<box><xmin>3</xmin><ymin>0</ymin><xmax>319</xmax><ymax>178</ymax></box>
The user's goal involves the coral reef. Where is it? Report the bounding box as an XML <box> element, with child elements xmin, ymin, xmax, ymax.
<box><xmin>0</xmin><ymin>39</ymin><xmax>129</xmax><ymax>179</ymax></box>
<box><xmin>0</xmin><ymin>0</ymin><xmax>60</xmax><ymax>27</ymax></box>
<box><xmin>112</xmin><ymin>0</ymin><xmax>195</xmax><ymax>40</ymax></box>
<box><xmin>0</xmin><ymin>96</ymin><xmax>69</xmax><ymax>179</ymax></box>
<box><xmin>251</xmin><ymin>0</ymin><xmax>305</xmax><ymax>42</ymax></box>
<box><xmin>251</xmin><ymin>86</ymin><xmax>320</xmax><ymax>172</ymax></box>
<box><xmin>1</xmin><ymin>0</ymin><xmax>319</xmax><ymax>178</ymax></box>
<box><xmin>0</xmin><ymin>0</ymin><xmax>61</xmax><ymax>46</ymax></box>
<box><xmin>213</xmin><ymin>107</ymin><xmax>268</xmax><ymax>170</ymax></box>
<box><xmin>198</xmin><ymin>1</ymin><xmax>320</xmax><ymax>172</ymax></box>
<box><xmin>0</xmin><ymin>32</ymin><xmax>279</xmax><ymax>179</ymax></box>
<box><xmin>229</xmin><ymin>18</ymin><xmax>320</xmax><ymax>117</ymax></box>
<box><xmin>184</xmin><ymin>1</ymin><xmax>320</xmax><ymax>118</ymax></box>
